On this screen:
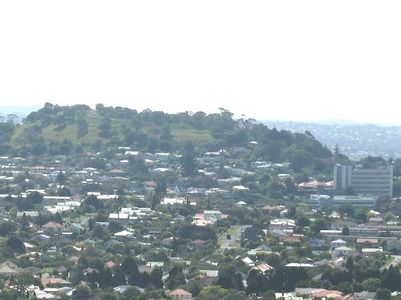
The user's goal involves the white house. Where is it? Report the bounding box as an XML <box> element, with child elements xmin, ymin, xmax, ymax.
<box><xmin>333</xmin><ymin>246</ymin><xmax>352</xmax><ymax>257</ymax></box>
<box><xmin>242</xmin><ymin>257</ymin><xmax>255</xmax><ymax>267</ymax></box>
<box><xmin>114</xmin><ymin>230</ymin><xmax>134</xmax><ymax>238</ymax></box>
<box><xmin>204</xmin><ymin>210</ymin><xmax>222</xmax><ymax>222</ymax></box>
<box><xmin>331</xmin><ymin>239</ymin><xmax>347</xmax><ymax>251</ymax></box>
<box><xmin>270</xmin><ymin>218</ymin><xmax>296</xmax><ymax>229</ymax></box>
<box><xmin>232</xmin><ymin>185</ymin><xmax>249</xmax><ymax>192</ymax></box>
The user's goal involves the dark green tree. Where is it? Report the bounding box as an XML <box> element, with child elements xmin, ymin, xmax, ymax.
<box><xmin>120</xmin><ymin>257</ymin><xmax>139</xmax><ymax>276</ymax></box>
<box><xmin>216</xmin><ymin>264</ymin><xmax>244</xmax><ymax>290</ymax></box>
<box><xmin>92</xmin><ymin>224</ymin><xmax>108</xmax><ymax>239</ymax></box>
<box><xmin>56</xmin><ymin>171</ymin><xmax>68</xmax><ymax>185</ymax></box>
<box><xmin>381</xmin><ymin>265</ymin><xmax>401</xmax><ymax>291</ymax></box>
<box><xmin>342</xmin><ymin>225</ymin><xmax>350</xmax><ymax>236</ymax></box>
<box><xmin>375</xmin><ymin>288</ymin><xmax>391</xmax><ymax>300</ymax></box>
<box><xmin>77</xmin><ymin>118</ymin><xmax>89</xmax><ymax>138</ymax></box>
<box><xmin>155</xmin><ymin>177</ymin><xmax>167</xmax><ymax>197</ymax></box>
<box><xmin>112</xmin><ymin>268</ymin><xmax>126</xmax><ymax>286</ymax></box>
<box><xmin>0</xmin><ymin>222</ymin><xmax>17</xmax><ymax>236</ymax></box>
<box><xmin>345</xmin><ymin>256</ymin><xmax>354</xmax><ymax>271</ymax></box>
<box><xmin>181</xmin><ymin>142</ymin><xmax>197</xmax><ymax>176</ymax></box>
<box><xmin>98</xmin><ymin>268</ymin><xmax>113</xmax><ymax>288</ymax></box>
<box><xmin>6</xmin><ymin>236</ymin><xmax>26</xmax><ymax>254</ymax></box>
<box><xmin>166</xmin><ymin>265</ymin><xmax>186</xmax><ymax>290</ymax></box>
<box><xmin>19</xmin><ymin>214</ymin><xmax>30</xmax><ymax>231</ymax></box>
<box><xmin>150</xmin><ymin>268</ymin><xmax>163</xmax><ymax>289</ymax></box>
<box><xmin>84</xmin><ymin>195</ymin><xmax>103</xmax><ymax>210</ymax></box>
<box><xmin>57</xmin><ymin>186</ymin><xmax>71</xmax><ymax>196</ymax></box>
<box><xmin>54</xmin><ymin>212</ymin><xmax>63</xmax><ymax>224</ymax></box>
<box><xmin>246</xmin><ymin>269</ymin><xmax>268</xmax><ymax>295</ymax></box>
<box><xmin>310</xmin><ymin>218</ymin><xmax>328</xmax><ymax>235</ymax></box>
<box><xmin>354</xmin><ymin>209</ymin><xmax>368</xmax><ymax>223</ymax></box>
<box><xmin>296</xmin><ymin>215</ymin><xmax>310</xmax><ymax>227</ymax></box>
<box><xmin>98</xmin><ymin>118</ymin><xmax>112</xmax><ymax>138</ymax></box>
<box><xmin>151</xmin><ymin>193</ymin><xmax>160</xmax><ymax>210</ymax></box>
<box><xmin>108</xmin><ymin>221</ymin><xmax>123</xmax><ymax>234</ymax></box>
<box><xmin>26</xmin><ymin>191</ymin><xmax>43</xmax><ymax>205</ymax></box>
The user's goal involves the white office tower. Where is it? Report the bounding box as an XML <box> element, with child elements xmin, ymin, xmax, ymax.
<box><xmin>334</xmin><ymin>164</ymin><xmax>393</xmax><ymax>197</ymax></box>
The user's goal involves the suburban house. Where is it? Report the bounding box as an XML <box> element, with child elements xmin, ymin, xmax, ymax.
<box><xmin>331</xmin><ymin>239</ymin><xmax>347</xmax><ymax>251</ymax></box>
<box><xmin>0</xmin><ymin>261</ymin><xmax>21</xmax><ymax>276</ymax></box>
<box><xmin>333</xmin><ymin>246</ymin><xmax>353</xmax><ymax>257</ymax></box>
<box><xmin>169</xmin><ymin>288</ymin><xmax>192</xmax><ymax>300</ymax></box>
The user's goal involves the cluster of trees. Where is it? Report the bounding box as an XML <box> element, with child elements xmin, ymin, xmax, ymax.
<box><xmin>176</xmin><ymin>224</ymin><xmax>217</xmax><ymax>242</ymax></box>
<box><xmin>337</xmin><ymin>204</ymin><xmax>369</xmax><ymax>223</ymax></box>
<box><xmin>246</xmin><ymin>266</ymin><xmax>307</xmax><ymax>295</ymax></box>
<box><xmin>0</xmin><ymin>191</ymin><xmax>45</xmax><ymax>210</ymax></box>
<box><xmin>0</xmin><ymin>120</ymin><xmax>16</xmax><ymax>155</ymax></box>
<box><xmin>202</xmin><ymin>260</ymin><xmax>308</xmax><ymax>297</ymax></box>
<box><xmin>77</xmin><ymin>256</ymin><xmax>164</xmax><ymax>290</ymax></box>
<box><xmin>319</xmin><ymin>256</ymin><xmax>398</xmax><ymax>298</ymax></box>
<box><xmin>206</xmin><ymin>254</ymin><xmax>397</xmax><ymax>299</ymax></box>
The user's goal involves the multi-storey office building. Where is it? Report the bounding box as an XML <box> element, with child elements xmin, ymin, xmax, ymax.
<box><xmin>334</xmin><ymin>164</ymin><xmax>393</xmax><ymax>197</ymax></box>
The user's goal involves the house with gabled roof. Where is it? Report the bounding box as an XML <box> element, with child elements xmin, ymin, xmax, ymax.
<box><xmin>169</xmin><ymin>288</ymin><xmax>192</xmax><ymax>300</ymax></box>
<box><xmin>0</xmin><ymin>261</ymin><xmax>21</xmax><ymax>275</ymax></box>
<box><xmin>42</xmin><ymin>221</ymin><xmax>63</xmax><ymax>233</ymax></box>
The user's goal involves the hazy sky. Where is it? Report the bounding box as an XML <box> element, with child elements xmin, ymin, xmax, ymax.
<box><xmin>0</xmin><ymin>1</ymin><xmax>400</xmax><ymax>124</ymax></box>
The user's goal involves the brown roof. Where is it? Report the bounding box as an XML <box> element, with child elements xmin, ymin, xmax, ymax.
<box><xmin>42</xmin><ymin>221</ymin><xmax>63</xmax><ymax>229</ymax></box>
<box><xmin>255</xmin><ymin>263</ymin><xmax>274</xmax><ymax>273</ymax></box>
<box><xmin>170</xmin><ymin>288</ymin><xmax>192</xmax><ymax>296</ymax></box>
<box><xmin>41</xmin><ymin>277</ymin><xmax>71</xmax><ymax>287</ymax></box>
<box><xmin>192</xmin><ymin>239</ymin><xmax>206</xmax><ymax>245</ymax></box>
<box><xmin>280</xmin><ymin>235</ymin><xmax>302</xmax><ymax>243</ymax></box>
<box><xmin>0</xmin><ymin>261</ymin><xmax>20</xmax><ymax>275</ymax></box>
<box><xmin>311</xmin><ymin>289</ymin><xmax>343</xmax><ymax>299</ymax></box>
<box><xmin>262</xmin><ymin>204</ymin><xmax>275</xmax><ymax>211</ymax></box>
<box><xmin>356</xmin><ymin>238</ymin><xmax>379</xmax><ymax>244</ymax></box>
<box><xmin>110</xmin><ymin>169</ymin><xmax>126</xmax><ymax>174</ymax></box>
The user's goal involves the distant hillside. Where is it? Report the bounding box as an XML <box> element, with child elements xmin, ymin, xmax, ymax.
<box><xmin>0</xmin><ymin>105</ymin><xmax>39</xmax><ymax>123</ymax></box>
<box><xmin>265</xmin><ymin>120</ymin><xmax>401</xmax><ymax>160</ymax></box>
<box><xmin>0</xmin><ymin>103</ymin><xmax>340</xmax><ymax>174</ymax></box>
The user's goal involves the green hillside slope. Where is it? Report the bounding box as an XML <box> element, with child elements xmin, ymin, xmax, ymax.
<box><xmin>0</xmin><ymin>103</ymin><xmax>340</xmax><ymax>174</ymax></box>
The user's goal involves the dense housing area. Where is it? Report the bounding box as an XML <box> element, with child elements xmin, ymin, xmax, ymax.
<box><xmin>0</xmin><ymin>105</ymin><xmax>401</xmax><ymax>300</ymax></box>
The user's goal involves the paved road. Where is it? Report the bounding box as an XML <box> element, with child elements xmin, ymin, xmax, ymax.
<box><xmin>220</xmin><ymin>225</ymin><xmax>251</xmax><ymax>250</ymax></box>
<box><xmin>380</xmin><ymin>255</ymin><xmax>401</xmax><ymax>271</ymax></box>
<box><xmin>388</xmin><ymin>255</ymin><xmax>401</xmax><ymax>268</ymax></box>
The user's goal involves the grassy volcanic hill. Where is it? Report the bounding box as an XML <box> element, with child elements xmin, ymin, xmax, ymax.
<box><xmin>0</xmin><ymin>103</ymin><xmax>344</xmax><ymax>174</ymax></box>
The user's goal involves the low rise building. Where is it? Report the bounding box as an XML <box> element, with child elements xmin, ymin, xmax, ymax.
<box><xmin>304</xmin><ymin>194</ymin><xmax>378</xmax><ymax>209</ymax></box>
<box><xmin>334</xmin><ymin>164</ymin><xmax>393</xmax><ymax>197</ymax></box>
